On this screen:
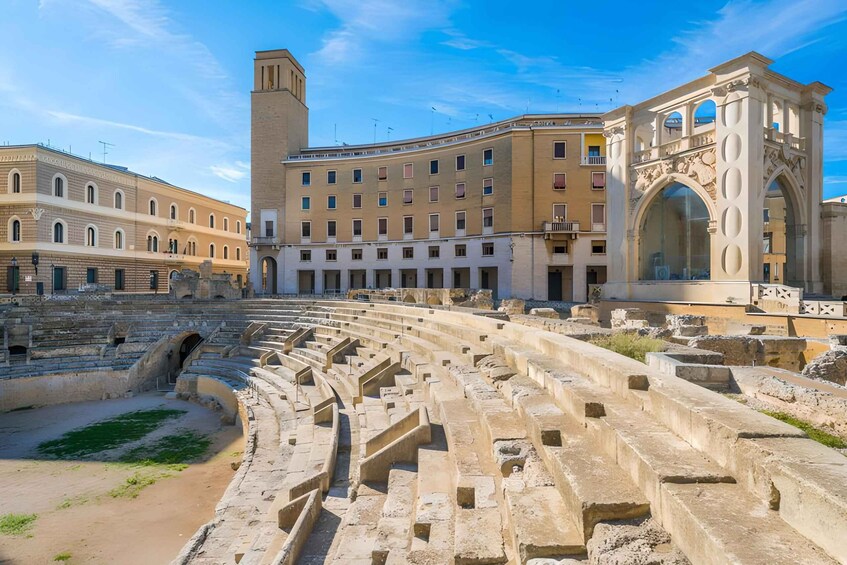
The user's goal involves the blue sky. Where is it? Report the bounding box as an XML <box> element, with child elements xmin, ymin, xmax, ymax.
<box><xmin>2</xmin><ymin>0</ymin><xmax>846</xmax><ymax>213</ymax></box>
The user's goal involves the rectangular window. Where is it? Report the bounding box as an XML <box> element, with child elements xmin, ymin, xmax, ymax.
<box><xmin>327</xmin><ymin>195</ymin><xmax>337</xmax><ymax>209</ymax></box>
<box><xmin>377</xmin><ymin>247</ymin><xmax>388</xmax><ymax>260</ymax></box>
<box><xmin>353</xmin><ymin>168</ymin><xmax>363</xmax><ymax>183</ymax></box>
<box><xmin>378</xmin><ymin>166</ymin><xmax>387</xmax><ymax>180</ymax></box>
<box><xmin>429</xmin><ymin>186</ymin><xmax>439</xmax><ymax>202</ymax></box>
<box><xmin>763</xmin><ymin>233</ymin><xmax>772</xmax><ymax>254</ymax></box>
<box><xmin>455</xmin><ymin>182</ymin><xmax>466</xmax><ymax>199</ymax></box>
<box><xmin>404</xmin><ymin>216</ymin><xmax>413</xmax><ymax>234</ymax></box>
<box><xmin>326</xmin><ymin>249</ymin><xmax>337</xmax><ymax>261</ymax></box>
<box><xmin>592</xmin><ymin>203</ymin><xmax>606</xmax><ymax>225</ymax></box>
<box><xmin>265</xmin><ymin>220</ymin><xmax>274</xmax><ymax>237</ymax></box>
<box><xmin>378</xmin><ymin>217</ymin><xmax>388</xmax><ymax>235</ymax></box>
<box><xmin>483</xmin><ymin>148</ymin><xmax>493</xmax><ymax>166</ymax></box>
<box><xmin>483</xmin><ymin>178</ymin><xmax>493</xmax><ymax>196</ymax></box>
<box><xmin>553</xmin><ymin>244</ymin><xmax>568</xmax><ymax>254</ymax></box>
<box><xmin>302</xmin><ymin>171</ymin><xmax>311</xmax><ymax>186</ymax></box>
<box><xmin>455</xmin><ymin>244</ymin><xmax>467</xmax><ymax>257</ymax></box>
<box><xmin>456</xmin><ymin>154</ymin><xmax>465</xmax><ymax>171</ymax></box>
<box><xmin>763</xmin><ymin>209</ymin><xmax>770</xmax><ymax>222</ymax></box>
<box><xmin>301</xmin><ymin>221</ymin><xmax>311</xmax><ymax>238</ymax></box>
<box><xmin>554</xmin><ymin>141</ymin><xmax>566</xmax><ymax>159</ymax></box>
<box><xmin>429</xmin><ymin>245</ymin><xmax>440</xmax><ymax>258</ymax></box>
<box><xmin>352</xmin><ymin>248</ymin><xmax>363</xmax><ymax>260</ymax></box>
<box><xmin>149</xmin><ymin>270</ymin><xmax>159</xmax><ymax>290</ymax></box>
<box><xmin>353</xmin><ymin>193</ymin><xmax>362</xmax><ymax>208</ymax></box>
<box><xmin>86</xmin><ymin>267</ymin><xmax>98</xmax><ymax>284</ymax></box>
<box><xmin>353</xmin><ymin>219</ymin><xmax>362</xmax><ymax>236</ymax></box>
<box><xmin>403</xmin><ymin>189</ymin><xmax>413</xmax><ymax>204</ymax></box>
<box><xmin>378</xmin><ymin>192</ymin><xmax>388</xmax><ymax>207</ymax></box>
<box><xmin>327</xmin><ymin>170</ymin><xmax>337</xmax><ymax>184</ymax></box>
<box><xmin>553</xmin><ymin>173</ymin><xmax>567</xmax><ymax>190</ymax></box>
<box><xmin>456</xmin><ymin>211</ymin><xmax>466</xmax><ymax>230</ymax></box>
<box><xmin>553</xmin><ymin>204</ymin><xmax>566</xmax><ymax>220</ymax></box>
<box><xmin>403</xmin><ymin>163</ymin><xmax>413</xmax><ymax>179</ymax></box>
<box><xmin>301</xmin><ymin>250</ymin><xmax>311</xmax><ymax>261</ymax></box>
<box><xmin>403</xmin><ymin>247</ymin><xmax>414</xmax><ymax>259</ymax></box>
<box><xmin>592</xmin><ymin>172</ymin><xmax>606</xmax><ymax>189</ymax></box>
<box><xmin>430</xmin><ymin>159</ymin><xmax>439</xmax><ymax>174</ymax></box>
<box><xmin>588</xmin><ymin>145</ymin><xmax>601</xmax><ymax>157</ymax></box>
<box><xmin>483</xmin><ymin>208</ymin><xmax>493</xmax><ymax>228</ymax></box>
<box><xmin>429</xmin><ymin>213</ymin><xmax>439</xmax><ymax>232</ymax></box>
<box><xmin>591</xmin><ymin>240</ymin><xmax>607</xmax><ymax>254</ymax></box>
<box><xmin>482</xmin><ymin>242</ymin><xmax>494</xmax><ymax>256</ymax></box>
<box><xmin>327</xmin><ymin>220</ymin><xmax>337</xmax><ymax>238</ymax></box>
<box><xmin>301</xmin><ymin>196</ymin><xmax>311</xmax><ymax>210</ymax></box>
<box><xmin>114</xmin><ymin>268</ymin><xmax>125</xmax><ymax>291</ymax></box>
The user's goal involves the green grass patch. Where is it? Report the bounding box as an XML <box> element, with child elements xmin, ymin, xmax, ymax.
<box><xmin>119</xmin><ymin>430</ymin><xmax>211</xmax><ymax>468</ymax></box>
<box><xmin>0</xmin><ymin>513</ymin><xmax>37</xmax><ymax>536</ymax></box>
<box><xmin>588</xmin><ymin>333</ymin><xmax>666</xmax><ymax>363</ymax></box>
<box><xmin>37</xmin><ymin>408</ymin><xmax>186</xmax><ymax>459</ymax></box>
<box><xmin>760</xmin><ymin>410</ymin><xmax>847</xmax><ymax>449</ymax></box>
<box><xmin>53</xmin><ymin>552</ymin><xmax>72</xmax><ymax>562</ymax></box>
<box><xmin>109</xmin><ymin>471</ymin><xmax>161</xmax><ymax>499</ymax></box>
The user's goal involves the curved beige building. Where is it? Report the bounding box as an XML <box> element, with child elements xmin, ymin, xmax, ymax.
<box><xmin>250</xmin><ymin>49</ymin><xmax>608</xmax><ymax>301</ymax></box>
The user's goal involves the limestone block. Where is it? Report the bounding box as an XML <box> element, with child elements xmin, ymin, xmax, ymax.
<box><xmin>676</xmin><ymin>325</ymin><xmax>708</xmax><ymax>337</ymax></box>
<box><xmin>497</xmin><ymin>298</ymin><xmax>526</xmax><ymax>315</ymax></box>
<box><xmin>529</xmin><ymin>308</ymin><xmax>559</xmax><ymax>319</ymax></box>
<box><xmin>801</xmin><ymin>348</ymin><xmax>847</xmax><ymax>385</ymax></box>
<box><xmin>570</xmin><ymin>304</ymin><xmax>599</xmax><ymax>323</ymax></box>
<box><xmin>610</xmin><ymin>308</ymin><xmax>647</xmax><ymax>329</ymax></box>
<box><xmin>587</xmin><ymin>518</ymin><xmax>689</xmax><ymax>565</ymax></box>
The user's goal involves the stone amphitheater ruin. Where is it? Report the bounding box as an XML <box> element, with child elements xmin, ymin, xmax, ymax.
<box><xmin>1</xmin><ymin>294</ymin><xmax>846</xmax><ymax>565</ymax></box>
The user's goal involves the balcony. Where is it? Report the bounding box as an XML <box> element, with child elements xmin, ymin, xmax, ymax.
<box><xmin>250</xmin><ymin>236</ymin><xmax>279</xmax><ymax>247</ymax></box>
<box><xmin>167</xmin><ymin>219</ymin><xmax>185</xmax><ymax>230</ymax></box>
<box><xmin>543</xmin><ymin>221</ymin><xmax>580</xmax><ymax>239</ymax></box>
<box><xmin>764</xmin><ymin>127</ymin><xmax>805</xmax><ymax>151</ymax></box>
<box><xmin>580</xmin><ymin>155</ymin><xmax>606</xmax><ymax>166</ymax></box>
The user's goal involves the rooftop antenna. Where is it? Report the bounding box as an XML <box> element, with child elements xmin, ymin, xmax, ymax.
<box><xmin>387</xmin><ymin>126</ymin><xmax>394</xmax><ymax>141</ymax></box>
<box><xmin>578</xmin><ymin>98</ymin><xmax>582</xmax><ymax>111</ymax></box>
<box><xmin>556</xmin><ymin>89</ymin><xmax>561</xmax><ymax>113</ymax></box>
<box><xmin>98</xmin><ymin>140</ymin><xmax>114</xmax><ymax>164</ymax></box>
<box><xmin>334</xmin><ymin>123</ymin><xmax>338</xmax><ymax>145</ymax></box>
<box><xmin>475</xmin><ymin>113</ymin><xmax>479</xmax><ymax>123</ymax></box>
<box><xmin>370</xmin><ymin>118</ymin><xmax>381</xmax><ymax>144</ymax></box>
<box><xmin>616</xmin><ymin>89</ymin><xmax>620</xmax><ymax>106</ymax></box>
<box><xmin>488</xmin><ymin>113</ymin><xmax>494</xmax><ymax>123</ymax></box>
<box><xmin>430</xmin><ymin>107</ymin><xmax>437</xmax><ymax>135</ymax></box>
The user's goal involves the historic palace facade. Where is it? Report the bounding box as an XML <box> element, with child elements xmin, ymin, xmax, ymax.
<box><xmin>250</xmin><ymin>50</ymin><xmax>609</xmax><ymax>300</ymax></box>
<box><xmin>0</xmin><ymin>144</ymin><xmax>249</xmax><ymax>294</ymax></box>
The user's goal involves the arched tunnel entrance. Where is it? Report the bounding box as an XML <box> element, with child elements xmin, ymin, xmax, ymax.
<box><xmin>178</xmin><ymin>333</ymin><xmax>203</xmax><ymax>368</ymax></box>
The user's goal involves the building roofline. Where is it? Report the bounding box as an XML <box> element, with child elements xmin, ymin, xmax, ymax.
<box><xmin>1</xmin><ymin>143</ymin><xmax>247</xmax><ymax>213</ymax></box>
<box><xmin>254</xmin><ymin>49</ymin><xmax>305</xmax><ymax>74</ymax></box>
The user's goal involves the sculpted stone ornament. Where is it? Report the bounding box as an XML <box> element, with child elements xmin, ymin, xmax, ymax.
<box><xmin>763</xmin><ymin>145</ymin><xmax>806</xmax><ymax>192</ymax></box>
<box><xmin>28</xmin><ymin>208</ymin><xmax>45</xmax><ymax>221</ymax></box>
<box><xmin>630</xmin><ymin>148</ymin><xmax>717</xmax><ymax>204</ymax></box>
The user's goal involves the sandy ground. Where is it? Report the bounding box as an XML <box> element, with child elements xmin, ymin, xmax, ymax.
<box><xmin>0</xmin><ymin>392</ymin><xmax>243</xmax><ymax>565</ymax></box>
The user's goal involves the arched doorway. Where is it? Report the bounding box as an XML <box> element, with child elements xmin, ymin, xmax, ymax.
<box><xmin>261</xmin><ymin>256</ymin><xmax>278</xmax><ymax>295</ymax></box>
<box><xmin>763</xmin><ymin>176</ymin><xmax>800</xmax><ymax>286</ymax></box>
<box><xmin>178</xmin><ymin>333</ymin><xmax>202</xmax><ymax>367</ymax></box>
<box><xmin>639</xmin><ymin>182</ymin><xmax>711</xmax><ymax>280</ymax></box>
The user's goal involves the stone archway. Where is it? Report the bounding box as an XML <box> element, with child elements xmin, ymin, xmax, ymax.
<box><xmin>260</xmin><ymin>256</ymin><xmax>278</xmax><ymax>295</ymax></box>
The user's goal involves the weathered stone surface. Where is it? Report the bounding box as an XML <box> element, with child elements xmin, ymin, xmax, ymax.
<box><xmin>497</xmin><ymin>299</ymin><xmax>526</xmax><ymax>315</ymax></box>
<box><xmin>529</xmin><ymin>308</ymin><xmax>559</xmax><ymax>319</ymax></box>
<box><xmin>587</xmin><ymin>518</ymin><xmax>690</xmax><ymax>565</ymax></box>
<box><xmin>802</xmin><ymin>348</ymin><xmax>847</xmax><ymax>385</ymax></box>
<box><xmin>611</xmin><ymin>308</ymin><xmax>648</xmax><ymax>329</ymax></box>
<box><xmin>571</xmin><ymin>304</ymin><xmax>599</xmax><ymax>323</ymax></box>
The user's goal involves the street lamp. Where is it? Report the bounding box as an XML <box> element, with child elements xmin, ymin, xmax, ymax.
<box><xmin>50</xmin><ymin>263</ymin><xmax>55</xmax><ymax>295</ymax></box>
<box><xmin>10</xmin><ymin>257</ymin><xmax>17</xmax><ymax>296</ymax></box>
<box><xmin>31</xmin><ymin>252</ymin><xmax>39</xmax><ymax>275</ymax></box>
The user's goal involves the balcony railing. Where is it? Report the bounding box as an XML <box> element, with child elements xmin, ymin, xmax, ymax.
<box><xmin>250</xmin><ymin>236</ymin><xmax>279</xmax><ymax>246</ymax></box>
<box><xmin>764</xmin><ymin>127</ymin><xmax>805</xmax><ymax>151</ymax></box>
<box><xmin>581</xmin><ymin>155</ymin><xmax>606</xmax><ymax>165</ymax></box>
<box><xmin>543</xmin><ymin>221</ymin><xmax>580</xmax><ymax>233</ymax></box>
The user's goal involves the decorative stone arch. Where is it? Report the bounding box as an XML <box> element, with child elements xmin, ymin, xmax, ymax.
<box><xmin>148</xmin><ymin>197</ymin><xmax>159</xmax><ymax>216</ymax></box>
<box><xmin>632</xmin><ymin>175</ymin><xmax>716</xmax><ymax>282</ymax></box>
<box><xmin>223</xmin><ymin>216</ymin><xmax>230</xmax><ymax>232</ymax></box>
<box><xmin>236</xmin><ymin>220</ymin><xmax>242</xmax><ymax>234</ymax></box>
<box><xmin>7</xmin><ymin>168</ymin><xmax>22</xmax><ymax>194</ymax></box>
<box><xmin>260</xmin><ymin>256</ymin><xmax>277</xmax><ymax>294</ymax></box>
<box><xmin>169</xmin><ymin>202</ymin><xmax>179</xmax><ymax>220</ymax></box>
<box><xmin>85</xmin><ymin>181</ymin><xmax>99</xmax><ymax>205</ymax></box>
<box><xmin>113</xmin><ymin>189</ymin><xmax>125</xmax><ymax>210</ymax></box>
<box><xmin>52</xmin><ymin>218</ymin><xmax>68</xmax><ymax>244</ymax></box>
<box><xmin>7</xmin><ymin>215</ymin><xmax>22</xmax><ymax>243</ymax></box>
<box><xmin>763</xmin><ymin>165</ymin><xmax>807</xmax><ymax>222</ymax></box>
<box><xmin>209</xmin><ymin>243</ymin><xmax>216</xmax><ymax>258</ymax></box>
<box><xmin>146</xmin><ymin>229</ymin><xmax>161</xmax><ymax>252</ymax></box>
<box><xmin>209</xmin><ymin>213</ymin><xmax>216</xmax><ymax>229</ymax></box>
<box><xmin>223</xmin><ymin>245</ymin><xmax>229</xmax><ymax>260</ymax></box>
<box><xmin>51</xmin><ymin>173</ymin><xmax>68</xmax><ymax>198</ymax></box>
<box><xmin>186</xmin><ymin>236</ymin><xmax>198</xmax><ymax>256</ymax></box>
<box><xmin>84</xmin><ymin>223</ymin><xmax>99</xmax><ymax>247</ymax></box>
<box><xmin>632</xmin><ymin>172</ymin><xmax>717</xmax><ymax>229</ymax></box>
<box><xmin>188</xmin><ymin>207</ymin><xmax>197</xmax><ymax>224</ymax></box>
<box><xmin>762</xmin><ymin>166</ymin><xmax>808</xmax><ymax>287</ymax></box>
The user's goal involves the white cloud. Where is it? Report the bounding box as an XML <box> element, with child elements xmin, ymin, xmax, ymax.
<box><xmin>441</xmin><ymin>30</ymin><xmax>489</xmax><ymax>51</ymax></box>
<box><xmin>211</xmin><ymin>162</ymin><xmax>250</xmax><ymax>183</ymax></box>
